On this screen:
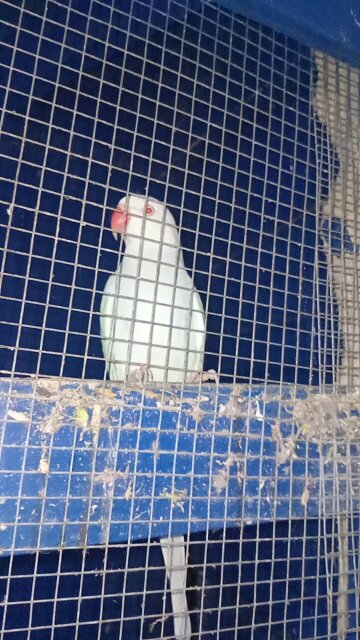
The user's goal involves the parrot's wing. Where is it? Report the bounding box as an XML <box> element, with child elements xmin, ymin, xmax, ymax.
<box><xmin>100</xmin><ymin>272</ymin><xmax>131</xmax><ymax>382</ymax></box>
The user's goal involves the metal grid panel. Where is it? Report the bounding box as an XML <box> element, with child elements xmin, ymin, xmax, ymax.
<box><xmin>0</xmin><ymin>0</ymin><xmax>359</xmax><ymax>639</ymax></box>
<box><xmin>0</xmin><ymin>379</ymin><xmax>359</xmax><ymax>639</ymax></box>
<box><xmin>1</xmin><ymin>0</ymin><xmax>336</xmax><ymax>385</ymax></box>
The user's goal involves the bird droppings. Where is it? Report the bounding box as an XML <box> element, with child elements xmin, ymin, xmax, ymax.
<box><xmin>94</xmin><ymin>467</ymin><xmax>126</xmax><ymax>487</ymax></box>
<box><xmin>254</xmin><ymin>400</ymin><xmax>263</xmax><ymax>420</ymax></box>
<box><xmin>186</xmin><ymin>403</ymin><xmax>204</xmax><ymax>422</ymax></box>
<box><xmin>39</xmin><ymin>405</ymin><xmax>62</xmax><ymax>435</ymax></box>
<box><xmin>90</xmin><ymin>404</ymin><xmax>102</xmax><ymax>431</ymax></box>
<box><xmin>38</xmin><ymin>453</ymin><xmax>49</xmax><ymax>474</ymax></box>
<box><xmin>152</xmin><ymin>439</ymin><xmax>160</xmax><ymax>460</ymax></box>
<box><xmin>212</xmin><ymin>454</ymin><xmax>239</xmax><ymax>494</ymax></box>
<box><xmin>212</xmin><ymin>467</ymin><xmax>229</xmax><ymax>493</ymax></box>
<box><xmin>75</xmin><ymin>407</ymin><xmax>89</xmax><ymax>427</ymax></box>
<box><xmin>156</xmin><ymin>399</ymin><xmax>180</xmax><ymax>412</ymax></box>
<box><xmin>293</xmin><ymin>390</ymin><xmax>360</xmax><ymax>441</ymax></box>
<box><xmin>95</xmin><ymin>386</ymin><xmax>123</xmax><ymax>403</ymax></box>
<box><xmin>161</xmin><ymin>488</ymin><xmax>188</xmax><ymax>510</ymax></box>
<box><xmin>122</xmin><ymin>422</ymin><xmax>136</xmax><ymax>430</ymax></box>
<box><xmin>301</xmin><ymin>486</ymin><xmax>310</xmax><ymax>507</ymax></box>
<box><xmin>124</xmin><ymin>481</ymin><xmax>133</xmax><ymax>500</ymax></box>
<box><xmin>272</xmin><ymin>424</ymin><xmax>298</xmax><ymax>465</ymax></box>
<box><xmin>218</xmin><ymin>389</ymin><xmax>255</xmax><ymax>419</ymax></box>
<box><xmin>155</xmin><ymin>391</ymin><xmax>211</xmax><ymax>418</ymax></box>
<box><xmin>7</xmin><ymin>410</ymin><xmax>28</xmax><ymax>422</ymax></box>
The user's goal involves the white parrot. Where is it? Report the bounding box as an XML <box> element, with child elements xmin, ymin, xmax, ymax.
<box><xmin>100</xmin><ymin>194</ymin><xmax>206</xmax><ymax>640</ymax></box>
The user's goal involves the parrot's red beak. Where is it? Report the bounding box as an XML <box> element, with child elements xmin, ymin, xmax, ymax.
<box><xmin>111</xmin><ymin>206</ymin><xmax>129</xmax><ymax>241</ymax></box>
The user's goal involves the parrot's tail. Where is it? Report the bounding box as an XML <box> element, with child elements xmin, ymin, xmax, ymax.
<box><xmin>160</xmin><ymin>535</ymin><xmax>192</xmax><ymax>640</ymax></box>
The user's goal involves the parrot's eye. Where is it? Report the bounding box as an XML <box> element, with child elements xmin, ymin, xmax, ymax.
<box><xmin>145</xmin><ymin>205</ymin><xmax>154</xmax><ymax>216</ymax></box>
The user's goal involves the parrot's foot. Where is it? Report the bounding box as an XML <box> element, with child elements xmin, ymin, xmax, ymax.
<box><xmin>126</xmin><ymin>365</ymin><xmax>153</xmax><ymax>385</ymax></box>
<box><xmin>186</xmin><ymin>369</ymin><xmax>219</xmax><ymax>384</ymax></box>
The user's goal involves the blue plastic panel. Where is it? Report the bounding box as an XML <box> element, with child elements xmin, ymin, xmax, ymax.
<box><xmin>214</xmin><ymin>0</ymin><xmax>360</xmax><ymax>67</ymax></box>
<box><xmin>0</xmin><ymin>379</ymin><xmax>358</xmax><ymax>554</ymax></box>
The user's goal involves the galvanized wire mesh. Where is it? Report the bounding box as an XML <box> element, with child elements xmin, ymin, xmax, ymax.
<box><xmin>0</xmin><ymin>0</ymin><xmax>359</xmax><ymax>638</ymax></box>
<box><xmin>1</xmin><ymin>0</ymin><xmax>343</xmax><ymax>386</ymax></box>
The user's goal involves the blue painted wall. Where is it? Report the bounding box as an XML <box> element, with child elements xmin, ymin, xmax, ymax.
<box><xmin>0</xmin><ymin>0</ymin><xmax>338</xmax><ymax>386</ymax></box>
<box><xmin>0</xmin><ymin>1</ymin><xmax>344</xmax><ymax>637</ymax></box>
<box><xmin>0</xmin><ymin>520</ymin><xmax>334</xmax><ymax>639</ymax></box>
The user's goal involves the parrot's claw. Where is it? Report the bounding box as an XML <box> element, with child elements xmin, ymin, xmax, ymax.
<box><xmin>186</xmin><ymin>369</ymin><xmax>219</xmax><ymax>384</ymax></box>
<box><xmin>126</xmin><ymin>365</ymin><xmax>153</xmax><ymax>385</ymax></box>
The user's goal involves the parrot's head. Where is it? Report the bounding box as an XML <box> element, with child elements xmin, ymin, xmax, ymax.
<box><xmin>110</xmin><ymin>194</ymin><xmax>179</xmax><ymax>250</ymax></box>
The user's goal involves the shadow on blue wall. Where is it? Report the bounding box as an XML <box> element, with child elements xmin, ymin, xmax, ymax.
<box><xmin>0</xmin><ymin>519</ymin><xmax>335</xmax><ymax>639</ymax></box>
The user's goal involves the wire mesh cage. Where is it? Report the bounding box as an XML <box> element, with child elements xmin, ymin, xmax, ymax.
<box><xmin>0</xmin><ymin>0</ymin><xmax>359</xmax><ymax>638</ymax></box>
